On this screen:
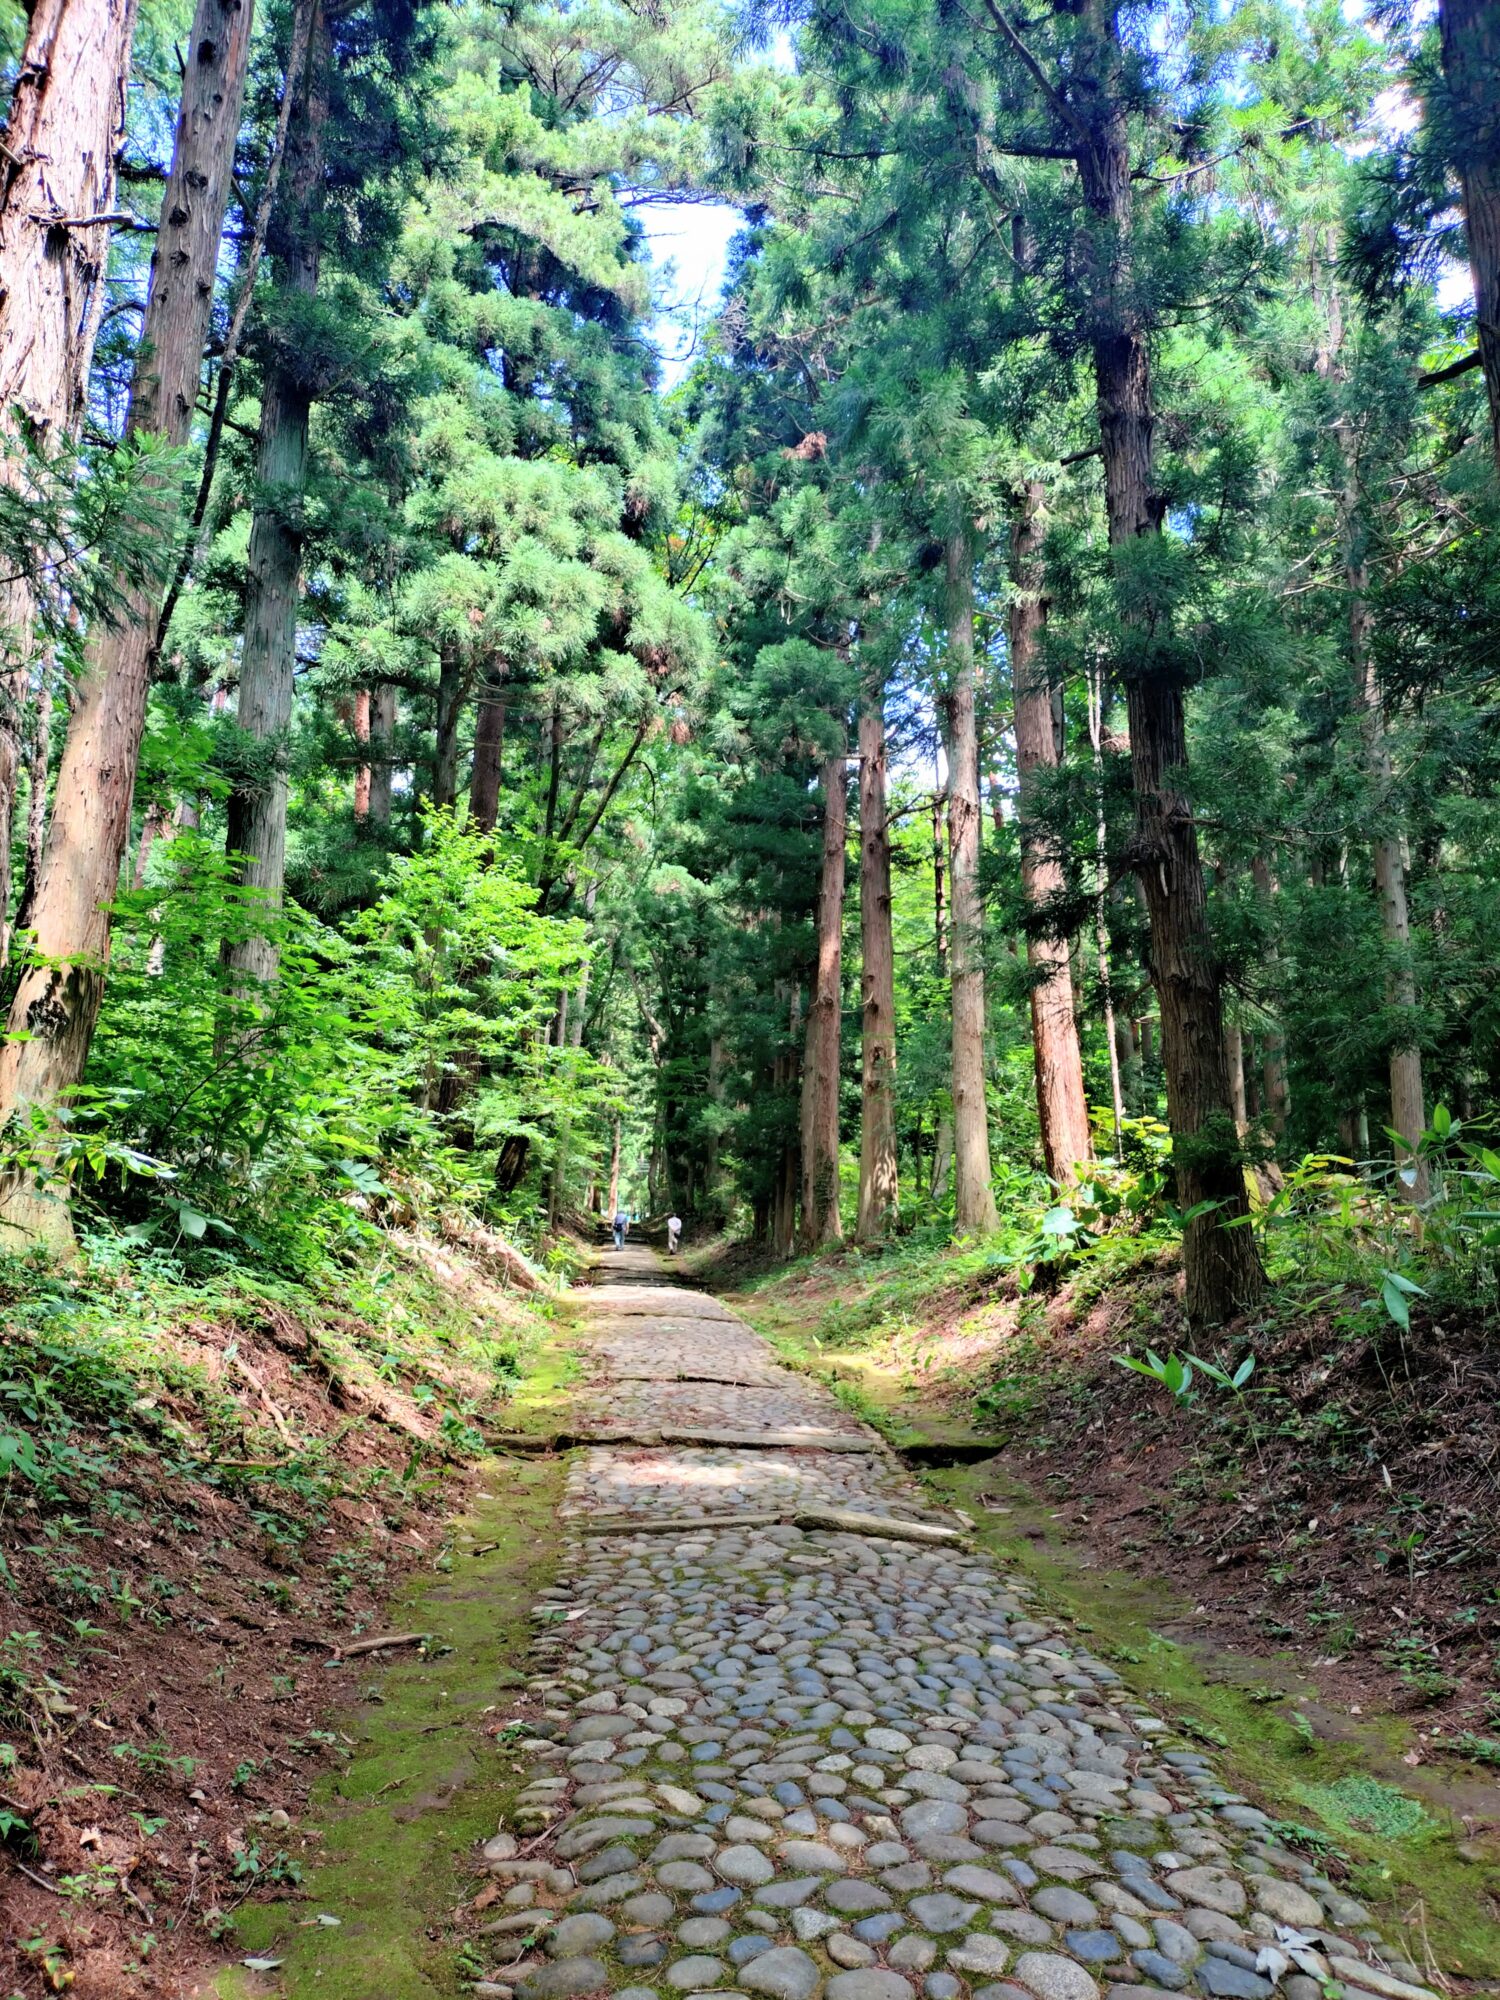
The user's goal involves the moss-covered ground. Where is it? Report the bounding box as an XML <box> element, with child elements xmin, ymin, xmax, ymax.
<box><xmin>213</xmin><ymin>1320</ymin><xmax>581</xmax><ymax>2000</ymax></box>
<box><xmin>214</xmin><ymin>1451</ymin><xmax>565</xmax><ymax>2000</ymax></box>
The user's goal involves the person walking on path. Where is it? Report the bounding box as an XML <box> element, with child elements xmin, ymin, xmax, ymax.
<box><xmin>612</xmin><ymin>1207</ymin><xmax>629</xmax><ymax>1250</ymax></box>
<box><xmin>666</xmin><ymin>1212</ymin><xmax>683</xmax><ymax>1255</ymax></box>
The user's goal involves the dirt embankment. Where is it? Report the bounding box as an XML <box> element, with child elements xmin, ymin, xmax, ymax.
<box><xmin>0</xmin><ymin>1231</ymin><xmax>555</xmax><ymax>2000</ymax></box>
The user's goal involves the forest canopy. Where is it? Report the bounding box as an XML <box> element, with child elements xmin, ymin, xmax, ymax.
<box><xmin>0</xmin><ymin>0</ymin><xmax>1497</xmax><ymax>1333</ymax></box>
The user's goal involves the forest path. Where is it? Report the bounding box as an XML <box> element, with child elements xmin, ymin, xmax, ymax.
<box><xmin>481</xmin><ymin>1252</ymin><xmax>1431</xmax><ymax>2000</ymax></box>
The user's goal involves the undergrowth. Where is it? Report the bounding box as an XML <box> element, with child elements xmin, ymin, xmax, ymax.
<box><xmin>0</xmin><ymin>1214</ymin><xmax>560</xmax><ymax>1995</ymax></box>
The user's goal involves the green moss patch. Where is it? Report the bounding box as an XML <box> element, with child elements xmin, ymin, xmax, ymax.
<box><xmin>214</xmin><ymin>1449</ymin><xmax>565</xmax><ymax>1999</ymax></box>
<box><xmin>1296</xmin><ymin>1773</ymin><xmax>1438</xmax><ymax>1843</ymax></box>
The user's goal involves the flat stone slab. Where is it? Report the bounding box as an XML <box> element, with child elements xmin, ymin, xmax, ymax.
<box><xmin>658</xmin><ymin>1428</ymin><xmax>877</xmax><ymax>1453</ymax></box>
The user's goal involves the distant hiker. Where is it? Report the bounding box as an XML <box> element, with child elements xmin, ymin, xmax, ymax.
<box><xmin>612</xmin><ymin>1208</ymin><xmax>629</xmax><ymax>1250</ymax></box>
<box><xmin>666</xmin><ymin>1213</ymin><xmax>683</xmax><ymax>1255</ymax></box>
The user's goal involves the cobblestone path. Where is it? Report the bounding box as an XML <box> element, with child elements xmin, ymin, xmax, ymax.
<box><xmin>474</xmin><ymin>1252</ymin><xmax>1436</xmax><ymax>2000</ymax></box>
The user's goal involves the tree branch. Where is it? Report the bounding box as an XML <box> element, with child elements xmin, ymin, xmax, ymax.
<box><xmin>1417</xmin><ymin>348</ymin><xmax>1482</xmax><ymax>388</ymax></box>
<box><xmin>977</xmin><ymin>0</ymin><xmax>1090</xmax><ymax>150</ymax></box>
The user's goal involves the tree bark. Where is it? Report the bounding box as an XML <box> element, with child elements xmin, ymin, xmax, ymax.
<box><xmin>1072</xmin><ymin>0</ymin><xmax>1262</xmax><ymax>1321</ymax></box>
<box><xmin>0</xmin><ymin>0</ymin><xmax>138</xmax><ymax>418</ymax></box>
<box><xmin>1009</xmin><ymin>480</ymin><xmax>1091</xmax><ymax>1187</ymax></box>
<box><xmin>943</xmin><ymin>528</ymin><xmax>1000</xmax><ymax>1235</ymax></box>
<box><xmin>799</xmin><ymin>748</ymin><xmax>846</xmax><ymax>1251</ymax></box>
<box><xmin>469</xmin><ymin>668</ymin><xmax>506</xmax><ymax>830</ymax></box>
<box><xmin>222</xmin><ymin>0</ymin><xmax>329</xmax><ymax>994</ymax></box>
<box><xmin>351</xmin><ymin>688</ymin><xmax>372</xmax><ymax>821</ymax></box>
<box><xmin>1346</xmin><ymin>470</ymin><xmax>1427</xmax><ymax>1199</ymax></box>
<box><xmin>606</xmin><ymin>1116</ymin><xmax>622</xmax><ymax>1218</ymax></box>
<box><xmin>151</xmin><ymin>0</ymin><xmax>316</xmax><ymax>666</ymax></box>
<box><xmin>0</xmin><ymin>0</ymin><xmax>142</xmax><ymax>961</ymax></box>
<box><xmin>15</xmin><ymin>655</ymin><xmax>52</xmax><ymax>933</ymax></box>
<box><xmin>368</xmin><ymin>683</ymin><xmax>396</xmax><ymax>824</ymax></box>
<box><xmin>774</xmin><ymin>984</ymin><xmax>802</xmax><ymax>1256</ymax></box>
<box><xmin>431</xmin><ymin>641</ymin><xmax>467</xmax><ymax>812</ymax></box>
<box><xmin>1440</xmin><ymin>0</ymin><xmax>1500</xmax><ymax>466</ymax></box>
<box><xmin>1086</xmin><ymin>665</ymin><xmax>1126</xmax><ymax>1152</ymax></box>
<box><xmin>1225</xmin><ymin>1020</ymin><xmax>1247</xmax><ymax>1133</ymax></box>
<box><xmin>931</xmin><ymin>775</ymin><xmax>948</xmax><ymax>972</ymax></box>
<box><xmin>0</xmin><ymin>0</ymin><xmax>258</xmax><ymax>1246</ymax></box>
<box><xmin>856</xmin><ymin>691</ymin><xmax>898</xmax><ymax>1241</ymax></box>
<box><xmin>1318</xmin><ymin>254</ymin><xmax>1428</xmax><ymax>1199</ymax></box>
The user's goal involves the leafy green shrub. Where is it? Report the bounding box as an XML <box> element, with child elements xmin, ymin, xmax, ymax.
<box><xmin>9</xmin><ymin>804</ymin><xmax>611</xmax><ymax>1276</ymax></box>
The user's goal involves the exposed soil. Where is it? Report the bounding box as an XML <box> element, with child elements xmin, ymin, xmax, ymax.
<box><xmin>0</xmin><ymin>1247</ymin><xmax>546</xmax><ymax>2000</ymax></box>
<box><xmin>983</xmin><ymin>1270</ymin><xmax>1500</xmax><ymax>1754</ymax></box>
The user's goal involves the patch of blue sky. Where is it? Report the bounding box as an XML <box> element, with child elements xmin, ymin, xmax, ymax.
<box><xmin>639</xmin><ymin>200</ymin><xmax>744</xmax><ymax>386</ymax></box>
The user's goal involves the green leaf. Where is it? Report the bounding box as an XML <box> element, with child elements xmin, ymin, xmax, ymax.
<box><xmin>1115</xmin><ymin>1355</ymin><xmax>1165</xmax><ymax>1380</ymax></box>
<box><xmin>1162</xmin><ymin>1355</ymin><xmax>1194</xmax><ymax>1398</ymax></box>
<box><xmin>1380</xmin><ymin>1277</ymin><xmax>1411</xmax><ymax>1330</ymax></box>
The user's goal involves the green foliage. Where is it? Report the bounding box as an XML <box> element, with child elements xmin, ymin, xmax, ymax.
<box><xmin>6</xmin><ymin>801</ymin><xmax>609</xmax><ymax>1267</ymax></box>
<box><xmin>0</xmin><ymin>428</ymin><xmax>183</xmax><ymax>668</ymax></box>
<box><xmin>1295</xmin><ymin>1774</ymin><xmax>1438</xmax><ymax>1844</ymax></box>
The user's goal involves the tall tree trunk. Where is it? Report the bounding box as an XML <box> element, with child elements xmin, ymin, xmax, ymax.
<box><xmin>368</xmin><ymin>683</ymin><xmax>396</xmax><ymax>824</ymax></box>
<box><xmin>1319</xmin><ymin>250</ymin><xmax>1428</xmax><ymax>1198</ymax></box>
<box><xmin>1225</xmin><ymin>1020</ymin><xmax>1248</xmax><ymax>1133</ymax></box>
<box><xmin>1086</xmin><ymin>665</ymin><xmax>1126</xmax><ymax>1152</ymax></box>
<box><xmin>856</xmin><ymin>692</ymin><xmax>898</xmax><ymax>1241</ymax></box>
<box><xmin>0</xmin><ymin>0</ymin><xmax>138</xmax><ymax>414</ymax></box>
<box><xmin>931</xmin><ymin>774</ymin><xmax>948</xmax><ymax>971</ymax></box>
<box><xmin>15</xmin><ymin>655</ymin><xmax>52</xmax><ymax>932</ymax></box>
<box><xmin>606</xmin><ymin>1115</ymin><xmax>622</xmax><ymax>1218</ymax></box>
<box><xmin>1009</xmin><ymin>481</ymin><xmax>1091</xmax><ymax>1187</ymax></box>
<box><xmin>0</xmin><ymin>0</ymin><xmax>258</xmax><ymax>1244</ymax></box>
<box><xmin>1346</xmin><ymin>474</ymin><xmax>1427</xmax><ymax>1199</ymax></box>
<box><xmin>0</xmin><ymin>0</ymin><xmax>142</xmax><ymax>961</ymax></box>
<box><xmin>351</xmin><ymin>688</ymin><xmax>372</xmax><ymax>820</ymax></box>
<box><xmin>151</xmin><ymin>0</ymin><xmax>315</xmax><ymax>667</ymax></box>
<box><xmin>799</xmin><ymin>749</ymin><xmax>846</xmax><ymax>1251</ymax></box>
<box><xmin>774</xmin><ymin>984</ymin><xmax>802</xmax><ymax>1256</ymax></box>
<box><xmin>1074</xmin><ymin>0</ymin><xmax>1261</xmax><ymax>1321</ymax></box>
<box><xmin>943</xmin><ymin>529</ymin><xmax>1000</xmax><ymax>1235</ymax></box>
<box><xmin>432</xmin><ymin>642</ymin><xmax>464</xmax><ymax>811</ymax></box>
<box><xmin>469</xmin><ymin>667</ymin><xmax>506</xmax><ymax>830</ymax></box>
<box><xmin>222</xmin><ymin>0</ymin><xmax>329</xmax><ymax>994</ymax></box>
<box><xmin>1439</xmin><ymin>0</ymin><xmax>1500</xmax><ymax>466</ymax></box>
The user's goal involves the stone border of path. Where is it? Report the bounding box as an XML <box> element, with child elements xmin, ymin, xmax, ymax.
<box><xmin>574</xmin><ymin>1512</ymin><xmax>967</xmax><ymax>1546</ymax></box>
<box><xmin>497</xmin><ymin>1431</ymin><xmax>882</xmax><ymax>1455</ymax></box>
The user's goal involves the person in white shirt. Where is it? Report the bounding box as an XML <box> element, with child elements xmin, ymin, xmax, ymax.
<box><xmin>666</xmin><ymin>1213</ymin><xmax>683</xmax><ymax>1254</ymax></box>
